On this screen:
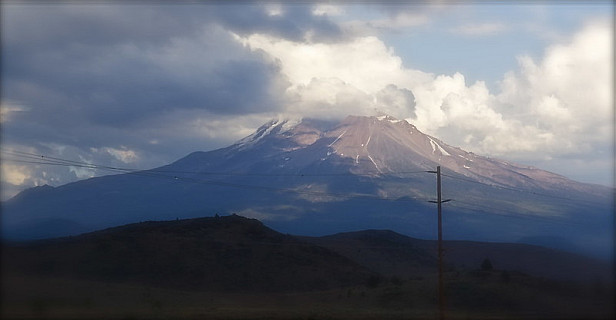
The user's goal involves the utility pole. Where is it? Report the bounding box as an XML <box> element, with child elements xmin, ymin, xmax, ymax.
<box><xmin>428</xmin><ymin>165</ymin><xmax>450</xmax><ymax>320</ymax></box>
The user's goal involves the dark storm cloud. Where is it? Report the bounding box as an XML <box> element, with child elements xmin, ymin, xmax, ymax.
<box><xmin>4</xmin><ymin>3</ymin><xmax>343</xmax><ymax>51</ymax></box>
<box><xmin>211</xmin><ymin>4</ymin><xmax>343</xmax><ymax>42</ymax></box>
<box><xmin>3</xmin><ymin>47</ymin><xmax>285</xmax><ymax>127</ymax></box>
<box><xmin>1</xmin><ymin>2</ymin><xmax>345</xmax><ymax>127</ymax></box>
<box><xmin>3</xmin><ymin>5</ymin><xmax>199</xmax><ymax>49</ymax></box>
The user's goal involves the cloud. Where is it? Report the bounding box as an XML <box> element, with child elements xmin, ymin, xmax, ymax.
<box><xmin>403</xmin><ymin>21</ymin><xmax>612</xmax><ymax>167</ymax></box>
<box><xmin>412</xmin><ymin>73</ymin><xmax>503</xmax><ymax>136</ymax></box>
<box><xmin>450</xmin><ymin>22</ymin><xmax>507</xmax><ymax>36</ymax></box>
<box><xmin>1</xmin><ymin>3</ymin><xmax>343</xmax><ymax>125</ymax></box>
<box><xmin>312</xmin><ymin>4</ymin><xmax>344</xmax><ymax>17</ymax></box>
<box><xmin>369</xmin><ymin>11</ymin><xmax>431</xmax><ymax>30</ymax></box>
<box><xmin>286</xmin><ymin>77</ymin><xmax>374</xmax><ymax>120</ymax></box>
<box><xmin>210</xmin><ymin>3</ymin><xmax>344</xmax><ymax>42</ymax></box>
<box><xmin>100</xmin><ymin>147</ymin><xmax>139</xmax><ymax>164</ymax></box>
<box><xmin>419</xmin><ymin>20</ymin><xmax>612</xmax><ymax>184</ymax></box>
<box><xmin>2</xmin><ymin>163</ymin><xmax>30</xmax><ymax>186</ymax></box>
<box><xmin>0</xmin><ymin>145</ymin><xmax>71</xmax><ymax>200</ymax></box>
<box><xmin>341</xmin><ymin>11</ymin><xmax>431</xmax><ymax>37</ymax></box>
<box><xmin>236</xmin><ymin>32</ymin><xmax>435</xmax><ymax>121</ymax></box>
<box><xmin>0</xmin><ymin>101</ymin><xmax>28</xmax><ymax>123</ymax></box>
<box><xmin>237</xmin><ymin>33</ymin><xmax>432</xmax><ymax>93</ymax></box>
<box><xmin>375</xmin><ymin>85</ymin><xmax>417</xmax><ymax>120</ymax></box>
<box><xmin>496</xmin><ymin>21</ymin><xmax>612</xmax><ymax>154</ymax></box>
<box><xmin>235</xmin><ymin>20</ymin><xmax>613</xmax><ymax>174</ymax></box>
<box><xmin>4</xmin><ymin>25</ymin><xmax>285</xmax><ymax>126</ymax></box>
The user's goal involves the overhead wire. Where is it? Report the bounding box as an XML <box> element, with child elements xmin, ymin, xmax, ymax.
<box><xmin>1</xmin><ymin>148</ymin><xmax>607</xmax><ymax>226</ymax></box>
<box><xmin>0</xmin><ymin>148</ymin><xmax>431</xmax><ymax>203</ymax></box>
<box><xmin>440</xmin><ymin>172</ymin><xmax>607</xmax><ymax>206</ymax></box>
<box><xmin>445</xmin><ymin>199</ymin><xmax>582</xmax><ymax>227</ymax></box>
<box><xmin>1</xmin><ymin>149</ymin><xmax>139</xmax><ymax>173</ymax></box>
<box><xmin>0</xmin><ymin>148</ymin><xmax>428</xmax><ymax>177</ymax></box>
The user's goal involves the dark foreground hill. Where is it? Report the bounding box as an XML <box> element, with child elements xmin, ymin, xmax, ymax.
<box><xmin>2</xmin><ymin>214</ymin><xmax>614</xmax><ymax>319</ymax></box>
<box><xmin>3</xmin><ymin>214</ymin><xmax>372</xmax><ymax>292</ymax></box>
<box><xmin>304</xmin><ymin>230</ymin><xmax>613</xmax><ymax>283</ymax></box>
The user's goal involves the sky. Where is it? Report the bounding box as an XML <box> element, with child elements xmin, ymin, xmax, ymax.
<box><xmin>0</xmin><ymin>1</ymin><xmax>613</xmax><ymax>200</ymax></box>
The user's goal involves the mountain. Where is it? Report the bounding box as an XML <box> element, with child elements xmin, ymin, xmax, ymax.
<box><xmin>1</xmin><ymin>115</ymin><xmax>612</xmax><ymax>258</ymax></box>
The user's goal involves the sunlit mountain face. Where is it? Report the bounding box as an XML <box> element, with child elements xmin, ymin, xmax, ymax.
<box><xmin>2</xmin><ymin>115</ymin><xmax>612</xmax><ymax>258</ymax></box>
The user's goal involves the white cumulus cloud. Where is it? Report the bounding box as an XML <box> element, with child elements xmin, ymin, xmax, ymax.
<box><xmin>2</xmin><ymin>163</ymin><xmax>31</xmax><ymax>186</ymax></box>
<box><xmin>234</xmin><ymin>20</ymin><xmax>613</xmax><ymax>185</ymax></box>
<box><xmin>236</xmin><ymin>33</ymin><xmax>427</xmax><ymax>94</ymax></box>
<box><xmin>496</xmin><ymin>20</ymin><xmax>612</xmax><ymax>155</ymax></box>
<box><xmin>103</xmin><ymin>147</ymin><xmax>139</xmax><ymax>163</ymax></box>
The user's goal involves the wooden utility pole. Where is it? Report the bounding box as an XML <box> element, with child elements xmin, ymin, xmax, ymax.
<box><xmin>436</xmin><ymin>165</ymin><xmax>445</xmax><ymax>320</ymax></box>
<box><xmin>428</xmin><ymin>166</ymin><xmax>449</xmax><ymax>320</ymax></box>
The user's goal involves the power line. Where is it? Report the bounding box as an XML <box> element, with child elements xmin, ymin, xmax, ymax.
<box><xmin>0</xmin><ymin>148</ymin><xmax>428</xmax><ymax>177</ymax></box>
<box><xmin>1</xmin><ymin>149</ymin><xmax>606</xmax><ymax>226</ymax></box>
<box><xmin>1</xmin><ymin>149</ymin><xmax>140</xmax><ymax>173</ymax></box>
<box><xmin>447</xmin><ymin>199</ymin><xmax>583</xmax><ymax>227</ymax></box>
<box><xmin>0</xmin><ymin>149</ymin><xmax>432</xmax><ymax>203</ymax></box>
<box><xmin>440</xmin><ymin>172</ymin><xmax>606</xmax><ymax>206</ymax></box>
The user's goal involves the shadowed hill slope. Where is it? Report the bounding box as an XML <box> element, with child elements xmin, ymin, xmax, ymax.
<box><xmin>2</xmin><ymin>215</ymin><xmax>373</xmax><ymax>292</ymax></box>
<box><xmin>2</xmin><ymin>215</ymin><xmax>613</xmax><ymax>319</ymax></box>
<box><xmin>304</xmin><ymin>229</ymin><xmax>613</xmax><ymax>284</ymax></box>
<box><xmin>5</xmin><ymin>215</ymin><xmax>611</xmax><ymax>290</ymax></box>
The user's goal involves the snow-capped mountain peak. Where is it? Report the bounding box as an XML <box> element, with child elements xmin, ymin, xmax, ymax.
<box><xmin>230</xmin><ymin>114</ymin><xmax>604</xmax><ymax>196</ymax></box>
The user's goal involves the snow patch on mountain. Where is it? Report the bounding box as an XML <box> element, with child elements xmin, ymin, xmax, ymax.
<box><xmin>235</xmin><ymin>120</ymin><xmax>279</xmax><ymax>148</ymax></box>
<box><xmin>376</xmin><ymin>114</ymin><xmax>403</xmax><ymax>124</ymax></box>
<box><xmin>280</xmin><ymin>117</ymin><xmax>302</xmax><ymax>133</ymax></box>
<box><xmin>367</xmin><ymin>154</ymin><xmax>381</xmax><ymax>173</ymax></box>
<box><xmin>235</xmin><ymin>117</ymin><xmax>303</xmax><ymax>149</ymax></box>
<box><xmin>328</xmin><ymin>129</ymin><xmax>347</xmax><ymax>147</ymax></box>
<box><xmin>428</xmin><ymin>137</ymin><xmax>450</xmax><ymax>156</ymax></box>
